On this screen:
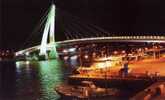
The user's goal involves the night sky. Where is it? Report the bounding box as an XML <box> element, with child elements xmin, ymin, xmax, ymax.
<box><xmin>1</xmin><ymin>0</ymin><xmax>165</xmax><ymax>50</ymax></box>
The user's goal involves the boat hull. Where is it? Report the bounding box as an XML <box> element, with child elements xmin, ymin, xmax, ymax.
<box><xmin>55</xmin><ymin>84</ymin><xmax>126</xmax><ymax>100</ymax></box>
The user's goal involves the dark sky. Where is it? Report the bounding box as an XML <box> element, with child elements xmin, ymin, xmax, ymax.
<box><xmin>1</xmin><ymin>0</ymin><xmax>165</xmax><ymax>50</ymax></box>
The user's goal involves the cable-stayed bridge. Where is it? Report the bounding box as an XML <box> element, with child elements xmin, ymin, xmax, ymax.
<box><xmin>15</xmin><ymin>4</ymin><xmax>165</xmax><ymax>60</ymax></box>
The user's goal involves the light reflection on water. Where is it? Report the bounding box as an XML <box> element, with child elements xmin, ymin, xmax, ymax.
<box><xmin>38</xmin><ymin>60</ymin><xmax>64</xmax><ymax>100</ymax></box>
<box><xmin>0</xmin><ymin>60</ymin><xmax>75</xmax><ymax>100</ymax></box>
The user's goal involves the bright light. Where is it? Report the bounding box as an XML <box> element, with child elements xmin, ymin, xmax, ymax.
<box><xmin>64</xmin><ymin>56</ymin><xmax>69</xmax><ymax>60</ymax></box>
<box><xmin>70</xmin><ymin>55</ymin><xmax>78</xmax><ymax>60</ymax></box>
<box><xmin>26</xmin><ymin>61</ymin><xmax>30</xmax><ymax>65</ymax></box>
<box><xmin>16</xmin><ymin>61</ymin><xmax>21</xmax><ymax>68</ymax></box>
<box><xmin>63</xmin><ymin>49</ymin><xmax>68</xmax><ymax>53</ymax></box>
<box><xmin>92</xmin><ymin>61</ymin><xmax>112</xmax><ymax>69</ymax></box>
<box><xmin>68</xmin><ymin>48</ymin><xmax>76</xmax><ymax>52</ymax></box>
<box><xmin>138</xmin><ymin>48</ymin><xmax>142</xmax><ymax>52</ymax></box>
<box><xmin>145</xmin><ymin>48</ymin><xmax>148</xmax><ymax>50</ymax></box>
<box><xmin>15</xmin><ymin>61</ymin><xmax>22</xmax><ymax>73</ymax></box>
<box><xmin>94</xmin><ymin>62</ymin><xmax>107</xmax><ymax>68</ymax></box>
<box><xmin>15</xmin><ymin>53</ymin><xmax>18</xmax><ymax>56</ymax></box>
<box><xmin>93</xmin><ymin>56</ymin><xmax>123</xmax><ymax>68</ymax></box>
<box><xmin>84</xmin><ymin>55</ymin><xmax>89</xmax><ymax>59</ymax></box>
<box><xmin>94</xmin><ymin>56</ymin><xmax>112</xmax><ymax>61</ymax></box>
<box><xmin>113</xmin><ymin>51</ymin><xmax>118</xmax><ymax>55</ymax></box>
<box><xmin>122</xmin><ymin>50</ymin><xmax>126</xmax><ymax>54</ymax></box>
<box><xmin>26</xmin><ymin>52</ymin><xmax>29</xmax><ymax>56</ymax></box>
<box><xmin>6</xmin><ymin>50</ymin><xmax>9</xmax><ymax>53</ymax></box>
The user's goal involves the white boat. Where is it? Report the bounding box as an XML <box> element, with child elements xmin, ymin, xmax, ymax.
<box><xmin>55</xmin><ymin>81</ymin><xmax>120</xmax><ymax>99</ymax></box>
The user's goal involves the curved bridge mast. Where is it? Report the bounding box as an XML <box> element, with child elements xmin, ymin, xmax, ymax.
<box><xmin>39</xmin><ymin>4</ymin><xmax>58</xmax><ymax>58</ymax></box>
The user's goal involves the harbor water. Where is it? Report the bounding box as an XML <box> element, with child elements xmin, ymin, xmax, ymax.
<box><xmin>0</xmin><ymin>59</ymin><xmax>78</xmax><ymax>100</ymax></box>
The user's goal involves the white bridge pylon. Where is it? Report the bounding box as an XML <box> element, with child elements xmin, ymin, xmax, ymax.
<box><xmin>39</xmin><ymin>4</ymin><xmax>56</xmax><ymax>56</ymax></box>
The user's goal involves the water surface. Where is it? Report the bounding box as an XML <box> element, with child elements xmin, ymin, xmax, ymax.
<box><xmin>0</xmin><ymin>59</ymin><xmax>74</xmax><ymax>100</ymax></box>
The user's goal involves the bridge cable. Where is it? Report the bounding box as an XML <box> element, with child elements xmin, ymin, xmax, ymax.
<box><xmin>19</xmin><ymin>8</ymin><xmax>50</xmax><ymax>50</ymax></box>
<box><xmin>68</xmin><ymin>23</ymin><xmax>87</xmax><ymax>38</ymax></box>
<box><xmin>64</xmin><ymin>13</ymin><xmax>103</xmax><ymax>37</ymax></box>
<box><xmin>60</xmin><ymin>10</ymin><xmax>111</xmax><ymax>38</ymax></box>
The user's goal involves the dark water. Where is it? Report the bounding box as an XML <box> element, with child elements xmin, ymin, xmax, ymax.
<box><xmin>0</xmin><ymin>59</ymin><xmax>77</xmax><ymax>100</ymax></box>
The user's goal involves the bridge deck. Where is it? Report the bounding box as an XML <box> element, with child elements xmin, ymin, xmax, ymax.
<box><xmin>16</xmin><ymin>36</ymin><xmax>165</xmax><ymax>55</ymax></box>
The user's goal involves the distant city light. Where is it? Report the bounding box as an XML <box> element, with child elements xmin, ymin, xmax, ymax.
<box><xmin>63</xmin><ymin>49</ymin><xmax>68</xmax><ymax>53</ymax></box>
<box><xmin>114</xmin><ymin>51</ymin><xmax>118</xmax><ymax>55</ymax></box>
<box><xmin>145</xmin><ymin>48</ymin><xmax>148</xmax><ymax>50</ymax></box>
<box><xmin>122</xmin><ymin>50</ymin><xmax>126</xmax><ymax>54</ymax></box>
<box><xmin>138</xmin><ymin>48</ymin><xmax>142</xmax><ymax>52</ymax></box>
<box><xmin>26</xmin><ymin>61</ymin><xmax>30</xmax><ymax>65</ymax></box>
<box><xmin>68</xmin><ymin>48</ymin><xmax>76</xmax><ymax>52</ymax></box>
<box><xmin>16</xmin><ymin>62</ymin><xmax>21</xmax><ymax>68</ymax></box>
<box><xmin>70</xmin><ymin>55</ymin><xmax>78</xmax><ymax>60</ymax></box>
<box><xmin>84</xmin><ymin>55</ymin><xmax>89</xmax><ymax>59</ymax></box>
<box><xmin>64</xmin><ymin>56</ymin><xmax>69</xmax><ymax>60</ymax></box>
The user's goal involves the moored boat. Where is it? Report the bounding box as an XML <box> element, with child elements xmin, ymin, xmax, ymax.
<box><xmin>55</xmin><ymin>81</ymin><xmax>121</xmax><ymax>99</ymax></box>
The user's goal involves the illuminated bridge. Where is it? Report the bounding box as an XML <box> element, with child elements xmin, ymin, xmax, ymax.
<box><xmin>15</xmin><ymin>36</ymin><xmax>165</xmax><ymax>57</ymax></box>
<box><xmin>15</xmin><ymin>4</ymin><xmax>165</xmax><ymax>59</ymax></box>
